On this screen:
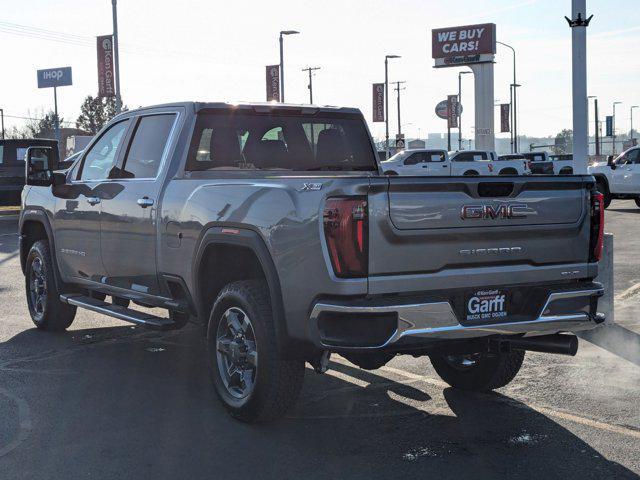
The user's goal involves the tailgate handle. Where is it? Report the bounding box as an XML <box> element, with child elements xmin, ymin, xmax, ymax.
<box><xmin>478</xmin><ymin>182</ymin><xmax>514</xmax><ymax>197</ymax></box>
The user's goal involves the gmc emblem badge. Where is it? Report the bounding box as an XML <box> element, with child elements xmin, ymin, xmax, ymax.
<box><xmin>460</xmin><ymin>203</ymin><xmax>529</xmax><ymax>220</ymax></box>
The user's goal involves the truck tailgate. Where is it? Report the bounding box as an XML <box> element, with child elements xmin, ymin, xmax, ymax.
<box><xmin>367</xmin><ymin>176</ymin><xmax>593</xmax><ymax>292</ymax></box>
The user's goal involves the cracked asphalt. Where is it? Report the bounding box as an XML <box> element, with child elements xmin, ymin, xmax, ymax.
<box><xmin>1</xmin><ymin>201</ymin><xmax>639</xmax><ymax>480</ymax></box>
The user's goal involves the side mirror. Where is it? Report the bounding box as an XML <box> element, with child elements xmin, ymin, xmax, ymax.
<box><xmin>25</xmin><ymin>146</ymin><xmax>60</xmax><ymax>186</ymax></box>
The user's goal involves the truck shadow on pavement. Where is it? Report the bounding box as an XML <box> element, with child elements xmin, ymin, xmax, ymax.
<box><xmin>0</xmin><ymin>325</ymin><xmax>638</xmax><ymax>480</ymax></box>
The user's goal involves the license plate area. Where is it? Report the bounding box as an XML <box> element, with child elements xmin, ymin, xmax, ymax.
<box><xmin>464</xmin><ymin>289</ymin><xmax>510</xmax><ymax>324</ymax></box>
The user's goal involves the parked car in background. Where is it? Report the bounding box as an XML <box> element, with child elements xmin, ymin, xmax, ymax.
<box><xmin>0</xmin><ymin>138</ymin><xmax>58</xmax><ymax>205</ymax></box>
<box><xmin>550</xmin><ymin>153</ymin><xmax>574</xmax><ymax>174</ymax></box>
<box><xmin>589</xmin><ymin>146</ymin><xmax>640</xmax><ymax>208</ymax></box>
<box><xmin>381</xmin><ymin>149</ymin><xmax>529</xmax><ymax>176</ymax></box>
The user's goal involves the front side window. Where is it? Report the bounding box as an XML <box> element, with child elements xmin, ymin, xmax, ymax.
<box><xmin>404</xmin><ymin>153</ymin><xmax>424</xmax><ymax>165</ymax></box>
<box><xmin>120</xmin><ymin>114</ymin><xmax>176</xmax><ymax>179</ymax></box>
<box><xmin>186</xmin><ymin>112</ymin><xmax>377</xmax><ymax>172</ymax></box>
<box><xmin>79</xmin><ymin>120</ymin><xmax>129</xmax><ymax>181</ymax></box>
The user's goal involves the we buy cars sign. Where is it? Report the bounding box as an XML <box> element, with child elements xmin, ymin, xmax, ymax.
<box><xmin>432</xmin><ymin>23</ymin><xmax>496</xmax><ymax>67</ymax></box>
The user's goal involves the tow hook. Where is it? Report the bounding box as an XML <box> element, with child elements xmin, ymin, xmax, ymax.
<box><xmin>311</xmin><ymin>350</ymin><xmax>331</xmax><ymax>374</ymax></box>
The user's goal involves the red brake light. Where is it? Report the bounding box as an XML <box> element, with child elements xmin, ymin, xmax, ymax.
<box><xmin>323</xmin><ymin>197</ymin><xmax>368</xmax><ymax>278</ymax></box>
<box><xmin>590</xmin><ymin>192</ymin><xmax>604</xmax><ymax>262</ymax></box>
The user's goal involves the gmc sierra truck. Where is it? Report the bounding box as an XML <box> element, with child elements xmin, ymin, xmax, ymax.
<box><xmin>589</xmin><ymin>146</ymin><xmax>640</xmax><ymax>208</ymax></box>
<box><xmin>20</xmin><ymin>102</ymin><xmax>605</xmax><ymax>423</ymax></box>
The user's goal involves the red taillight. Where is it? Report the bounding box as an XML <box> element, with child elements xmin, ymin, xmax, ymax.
<box><xmin>590</xmin><ymin>192</ymin><xmax>604</xmax><ymax>262</ymax></box>
<box><xmin>323</xmin><ymin>197</ymin><xmax>368</xmax><ymax>278</ymax></box>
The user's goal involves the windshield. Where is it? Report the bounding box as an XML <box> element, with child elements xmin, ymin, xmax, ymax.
<box><xmin>187</xmin><ymin>112</ymin><xmax>377</xmax><ymax>172</ymax></box>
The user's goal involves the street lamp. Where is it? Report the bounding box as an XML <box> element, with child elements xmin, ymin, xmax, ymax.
<box><xmin>612</xmin><ymin>101</ymin><xmax>622</xmax><ymax>154</ymax></box>
<box><xmin>458</xmin><ymin>70</ymin><xmax>472</xmax><ymax>151</ymax></box>
<box><xmin>631</xmin><ymin>106</ymin><xmax>639</xmax><ymax>143</ymax></box>
<box><xmin>497</xmin><ymin>41</ymin><xmax>518</xmax><ymax>152</ymax></box>
<box><xmin>588</xmin><ymin>96</ymin><xmax>599</xmax><ymax>155</ymax></box>
<box><xmin>279</xmin><ymin>30</ymin><xmax>300</xmax><ymax>102</ymax></box>
<box><xmin>511</xmin><ymin>83</ymin><xmax>522</xmax><ymax>152</ymax></box>
<box><xmin>384</xmin><ymin>54</ymin><xmax>401</xmax><ymax>159</ymax></box>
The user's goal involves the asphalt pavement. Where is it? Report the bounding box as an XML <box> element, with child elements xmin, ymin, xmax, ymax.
<box><xmin>0</xmin><ymin>202</ymin><xmax>639</xmax><ymax>480</ymax></box>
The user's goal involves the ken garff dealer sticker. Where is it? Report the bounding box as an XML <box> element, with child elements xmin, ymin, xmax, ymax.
<box><xmin>466</xmin><ymin>289</ymin><xmax>508</xmax><ymax>322</ymax></box>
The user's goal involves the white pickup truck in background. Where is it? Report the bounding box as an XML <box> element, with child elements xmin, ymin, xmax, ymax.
<box><xmin>589</xmin><ymin>146</ymin><xmax>640</xmax><ymax>208</ymax></box>
<box><xmin>381</xmin><ymin>149</ymin><xmax>529</xmax><ymax>176</ymax></box>
<box><xmin>499</xmin><ymin>152</ymin><xmax>574</xmax><ymax>175</ymax></box>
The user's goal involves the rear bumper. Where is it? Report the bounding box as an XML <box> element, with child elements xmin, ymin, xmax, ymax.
<box><xmin>309</xmin><ymin>284</ymin><xmax>604</xmax><ymax>351</ymax></box>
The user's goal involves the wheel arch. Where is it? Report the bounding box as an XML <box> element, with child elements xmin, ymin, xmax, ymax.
<box><xmin>593</xmin><ymin>174</ymin><xmax>610</xmax><ymax>193</ymax></box>
<box><xmin>192</xmin><ymin>227</ymin><xmax>287</xmax><ymax>342</ymax></box>
<box><xmin>498</xmin><ymin>168</ymin><xmax>517</xmax><ymax>175</ymax></box>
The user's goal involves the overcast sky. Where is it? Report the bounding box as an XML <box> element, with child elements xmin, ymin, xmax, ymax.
<box><xmin>1</xmin><ymin>0</ymin><xmax>639</xmax><ymax>140</ymax></box>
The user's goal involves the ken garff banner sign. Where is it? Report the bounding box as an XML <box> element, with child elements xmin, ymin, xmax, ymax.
<box><xmin>432</xmin><ymin>23</ymin><xmax>496</xmax><ymax>68</ymax></box>
<box><xmin>97</xmin><ymin>35</ymin><xmax>116</xmax><ymax>98</ymax></box>
<box><xmin>37</xmin><ymin>67</ymin><xmax>73</xmax><ymax>89</ymax></box>
<box><xmin>372</xmin><ymin>83</ymin><xmax>384</xmax><ymax>122</ymax></box>
<box><xmin>266</xmin><ymin>65</ymin><xmax>280</xmax><ymax>102</ymax></box>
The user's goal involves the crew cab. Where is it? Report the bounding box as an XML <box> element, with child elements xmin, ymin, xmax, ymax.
<box><xmin>589</xmin><ymin>146</ymin><xmax>640</xmax><ymax>208</ymax></box>
<box><xmin>20</xmin><ymin>102</ymin><xmax>605</xmax><ymax>423</ymax></box>
<box><xmin>381</xmin><ymin>149</ymin><xmax>529</xmax><ymax>176</ymax></box>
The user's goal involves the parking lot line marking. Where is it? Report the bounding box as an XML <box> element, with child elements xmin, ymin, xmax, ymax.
<box><xmin>376</xmin><ymin>362</ymin><xmax>640</xmax><ymax>440</ymax></box>
<box><xmin>615</xmin><ymin>281</ymin><xmax>640</xmax><ymax>302</ymax></box>
<box><xmin>0</xmin><ymin>387</ymin><xmax>33</xmax><ymax>458</ymax></box>
<box><xmin>0</xmin><ymin>233</ymin><xmax>17</xmax><ymax>237</ymax></box>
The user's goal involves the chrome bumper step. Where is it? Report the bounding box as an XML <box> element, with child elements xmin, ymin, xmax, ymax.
<box><xmin>60</xmin><ymin>294</ymin><xmax>175</xmax><ymax>329</ymax></box>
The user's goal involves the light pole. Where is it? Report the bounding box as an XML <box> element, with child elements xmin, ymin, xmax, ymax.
<box><xmin>511</xmin><ymin>83</ymin><xmax>522</xmax><ymax>152</ymax></box>
<box><xmin>612</xmin><ymin>101</ymin><xmax>622</xmax><ymax>154</ymax></box>
<box><xmin>279</xmin><ymin>30</ymin><xmax>299</xmax><ymax>102</ymax></box>
<box><xmin>112</xmin><ymin>0</ymin><xmax>122</xmax><ymax>114</ymax></box>
<box><xmin>497</xmin><ymin>41</ymin><xmax>517</xmax><ymax>152</ymax></box>
<box><xmin>458</xmin><ymin>71</ymin><xmax>471</xmax><ymax>151</ymax></box>
<box><xmin>384</xmin><ymin>54</ymin><xmax>401</xmax><ymax>159</ymax></box>
<box><xmin>394</xmin><ymin>81</ymin><xmax>406</xmax><ymax>137</ymax></box>
<box><xmin>588</xmin><ymin>96</ymin><xmax>599</xmax><ymax>156</ymax></box>
<box><xmin>302</xmin><ymin>66</ymin><xmax>320</xmax><ymax>104</ymax></box>
<box><xmin>631</xmin><ymin>105</ymin><xmax>639</xmax><ymax>143</ymax></box>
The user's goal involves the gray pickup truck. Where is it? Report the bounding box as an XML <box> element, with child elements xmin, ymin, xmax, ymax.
<box><xmin>20</xmin><ymin>102</ymin><xmax>605</xmax><ymax>423</ymax></box>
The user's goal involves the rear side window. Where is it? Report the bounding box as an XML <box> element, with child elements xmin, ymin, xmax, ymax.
<box><xmin>121</xmin><ymin>114</ymin><xmax>176</xmax><ymax>179</ymax></box>
<box><xmin>186</xmin><ymin>112</ymin><xmax>377</xmax><ymax>172</ymax></box>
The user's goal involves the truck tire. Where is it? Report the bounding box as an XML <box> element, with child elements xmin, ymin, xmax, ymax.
<box><xmin>206</xmin><ymin>280</ymin><xmax>305</xmax><ymax>423</ymax></box>
<box><xmin>595</xmin><ymin>179</ymin><xmax>612</xmax><ymax>208</ymax></box>
<box><xmin>385</xmin><ymin>170</ymin><xmax>398</xmax><ymax>176</ymax></box>
<box><xmin>429</xmin><ymin>350</ymin><xmax>525</xmax><ymax>392</ymax></box>
<box><xmin>463</xmin><ymin>170</ymin><xmax>479</xmax><ymax>176</ymax></box>
<box><xmin>635</xmin><ymin>198</ymin><xmax>640</xmax><ymax>208</ymax></box>
<box><xmin>499</xmin><ymin>168</ymin><xmax>517</xmax><ymax>175</ymax></box>
<box><xmin>25</xmin><ymin>240</ymin><xmax>77</xmax><ymax>331</ymax></box>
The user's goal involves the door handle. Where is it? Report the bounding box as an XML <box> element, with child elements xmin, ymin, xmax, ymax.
<box><xmin>86</xmin><ymin>197</ymin><xmax>101</xmax><ymax>206</ymax></box>
<box><xmin>137</xmin><ymin>197</ymin><xmax>154</xmax><ymax>208</ymax></box>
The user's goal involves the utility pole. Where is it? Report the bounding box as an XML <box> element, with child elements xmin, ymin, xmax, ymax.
<box><xmin>612</xmin><ymin>101</ymin><xmax>622</xmax><ymax>154</ymax></box>
<box><xmin>394</xmin><ymin>81</ymin><xmax>406</xmax><ymax>136</ymax></box>
<box><xmin>384</xmin><ymin>54</ymin><xmax>400</xmax><ymax>159</ymax></box>
<box><xmin>53</xmin><ymin>86</ymin><xmax>61</xmax><ymax>149</ymax></box>
<box><xmin>112</xmin><ymin>0</ymin><xmax>122</xmax><ymax>114</ymax></box>
<box><xmin>0</xmin><ymin>108</ymin><xmax>4</xmax><ymax>140</ymax></box>
<box><xmin>458</xmin><ymin>71</ymin><xmax>471</xmax><ymax>151</ymax></box>
<box><xmin>279</xmin><ymin>30</ymin><xmax>300</xmax><ymax>103</ymax></box>
<box><xmin>302</xmin><ymin>66</ymin><xmax>320</xmax><ymax>104</ymax></box>
<box><xmin>631</xmin><ymin>105</ymin><xmax>638</xmax><ymax>143</ymax></box>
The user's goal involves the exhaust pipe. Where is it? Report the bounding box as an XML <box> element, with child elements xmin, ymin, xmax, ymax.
<box><xmin>505</xmin><ymin>334</ymin><xmax>579</xmax><ymax>356</ymax></box>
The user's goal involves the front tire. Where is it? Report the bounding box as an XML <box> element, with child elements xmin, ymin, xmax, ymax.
<box><xmin>207</xmin><ymin>280</ymin><xmax>305</xmax><ymax>423</ymax></box>
<box><xmin>430</xmin><ymin>350</ymin><xmax>525</xmax><ymax>392</ymax></box>
<box><xmin>25</xmin><ymin>240</ymin><xmax>76</xmax><ymax>331</ymax></box>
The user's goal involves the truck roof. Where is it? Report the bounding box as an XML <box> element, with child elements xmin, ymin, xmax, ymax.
<box><xmin>117</xmin><ymin>101</ymin><xmax>363</xmax><ymax>117</ymax></box>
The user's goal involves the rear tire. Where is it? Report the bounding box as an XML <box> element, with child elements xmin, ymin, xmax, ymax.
<box><xmin>430</xmin><ymin>350</ymin><xmax>525</xmax><ymax>392</ymax></box>
<box><xmin>463</xmin><ymin>170</ymin><xmax>479</xmax><ymax>176</ymax></box>
<box><xmin>25</xmin><ymin>240</ymin><xmax>76</xmax><ymax>331</ymax></box>
<box><xmin>595</xmin><ymin>179</ymin><xmax>612</xmax><ymax>208</ymax></box>
<box><xmin>499</xmin><ymin>168</ymin><xmax>517</xmax><ymax>175</ymax></box>
<box><xmin>207</xmin><ymin>280</ymin><xmax>305</xmax><ymax>423</ymax></box>
<box><xmin>385</xmin><ymin>170</ymin><xmax>398</xmax><ymax>176</ymax></box>
<box><xmin>635</xmin><ymin>198</ymin><xmax>640</xmax><ymax>208</ymax></box>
